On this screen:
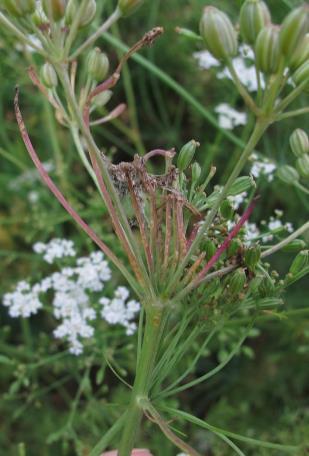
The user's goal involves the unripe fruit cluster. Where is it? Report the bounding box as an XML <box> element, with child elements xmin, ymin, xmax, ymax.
<box><xmin>199</xmin><ymin>0</ymin><xmax>309</xmax><ymax>82</ymax></box>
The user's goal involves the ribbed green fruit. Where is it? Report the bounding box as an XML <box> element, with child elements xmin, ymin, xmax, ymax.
<box><xmin>177</xmin><ymin>140</ymin><xmax>199</xmax><ymax>172</ymax></box>
<box><xmin>289</xmin><ymin>250</ymin><xmax>309</xmax><ymax>275</ymax></box>
<box><xmin>40</xmin><ymin>63</ymin><xmax>58</xmax><ymax>88</ymax></box>
<box><xmin>277</xmin><ymin>165</ymin><xmax>299</xmax><ymax>185</ymax></box>
<box><xmin>255</xmin><ymin>25</ymin><xmax>281</xmax><ymax>74</ymax></box>
<box><xmin>42</xmin><ymin>0</ymin><xmax>67</xmax><ymax>21</ymax></box>
<box><xmin>87</xmin><ymin>48</ymin><xmax>110</xmax><ymax>82</ymax></box>
<box><xmin>293</xmin><ymin>60</ymin><xmax>309</xmax><ymax>92</ymax></box>
<box><xmin>65</xmin><ymin>0</ymin><xmax>96</xmax><ymax>27</ymax></box>
<box><xmin>290</xmin><ymin>129</ymin><xmax>309</xmax><ymax>158</ymax></box>
<box><xmin>280</xmin><ymin>5</ymin><xmax>309</xmax><ymax>63</ymax></box>
<box><xmin>239</xmin><ymin>0</ymin><xmax>271</xmax><ymax>45</ymax></box>
<box><xmin>296</xmin><ymin>154</ymin><xmax>309</xmax><ymax>179</ymax></box>
<box><xmin>200</xmin><ymin>6</ymin><xmax>238</xmax><ymax>60</ymax></box>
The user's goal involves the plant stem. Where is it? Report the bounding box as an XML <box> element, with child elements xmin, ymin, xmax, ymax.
<box><xmin>262</xmin><ymin>221</ymin><xmax>309</xmax><ymax>258</ymax></box>
<box><xmin>69</xmin><ymin>9</ymin><xmax>121</xmax><ymax>61</ymax></box>
<box><xmin>118</xmin><ymin>304</ymin><xmax>166</xmax><ymax>456</ymax></box>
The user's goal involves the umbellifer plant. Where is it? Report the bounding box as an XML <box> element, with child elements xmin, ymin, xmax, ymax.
<box><xmin>1</xmin><ymin>0</ymin><xmax>309</xmax><ymax>454</ymax></box>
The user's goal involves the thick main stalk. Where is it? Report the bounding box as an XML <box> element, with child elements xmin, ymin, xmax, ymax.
<box><xmin>118</xmin><ymin>305</ymin><xmax>165</xmax><ymax>456</ymax></box>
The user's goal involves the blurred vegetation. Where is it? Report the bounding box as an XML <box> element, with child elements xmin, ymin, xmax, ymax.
<box><xmin>0</xmin><ymin>0</ymin><xmax>308</xmax><ymax>455</ymax></box>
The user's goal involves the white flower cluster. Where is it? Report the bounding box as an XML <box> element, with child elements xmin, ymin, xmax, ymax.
<box><xmin>33</xmin><ymin>238</ymin><xmax>77</xmax><ymax>264</ymax></box>
<box><xmin>215</xmin><ymin>103</ymin><xmax>247</xmax><ymax>130</ymax></box>
<box><xmin>3</xmin><ymin>281</ymin><xmax>43</xmax><ymax>318</ymax></box>
<box><xmin>228</xmin><ymin>191</ymin><xmax>247</xmax><ymax>210</ymax></box>
<box><xmin>227</xmin><ymin>211</ymin><xmax>294</xmax><ymax>245</ymax></box>
<box><xmin>100</xmin><ymin>286</ymin><xmax>140</xmax><ymax>336</ymax></box>
<box><xmin>250</xmin><ymin>153</ymin><xmax>276</xmax><ymax>182</ymax></box>
<box><xmin>2</xmin><ymin>241</ymin><xmax>140</xmax><ymax>355</ymax></box>
<box><xmin>194</xmin><ymin>45</ymin><xmax>262</xmax><ymax>92</ymax></box>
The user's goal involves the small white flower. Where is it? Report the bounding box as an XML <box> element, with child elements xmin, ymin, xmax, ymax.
<box><xmin>215</xmin><ymin>103</ymin><xmax>247</xmax><ymax>130</ymax></box>
<box><xmin>33</xmin><ymin>238</ymin><xmax>76</xmax><ymax>264</ymax></box>
<box><xmin>228</xmin><ymin>192</ymin><xmax>247</xmax><ymax>210</ymax></box>
<box><xmin>251</xmin><ymin>160</ymin><xmax>276</xmax><ymax>182</ymax></box>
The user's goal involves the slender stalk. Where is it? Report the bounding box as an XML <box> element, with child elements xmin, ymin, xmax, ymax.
<box><xmin>0</xmin><ymin>12</ymin><xmax>48</xmax><ymax>57</ymax></box>
<box><xmin>117</xmin><ymin>305</ymin><xmax>166</xmax><ymax>456</ymax></box>
<box><xmin>277</xmin><ymin>107</ymin><xmax>309</xmax><ymax>121</ymax></box>
<box><xmin>69</xmin><ymin>9</ymin><xmax>121</xmax><ymax>61</ymax></box>
<box><xmin>262</xmin><ymin>222</ymin><xmax>309</xmax><ymax>258</ymax></box>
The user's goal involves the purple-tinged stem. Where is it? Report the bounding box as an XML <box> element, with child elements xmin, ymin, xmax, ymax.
<box><xmin>14</xmin><ymin>89</ymin><xmax>139</xmax><ymax>295</ymax></box>
<box><xmin>194</xmin><ymin>199</ymin><xmax>257</xmax><ymax>286</ymax></box>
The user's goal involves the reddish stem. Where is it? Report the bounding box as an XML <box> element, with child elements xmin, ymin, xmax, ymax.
<box><xmin>194</xmin><ymin>199</ymin><xmax>257</xmax><ymax>285</ymax></box>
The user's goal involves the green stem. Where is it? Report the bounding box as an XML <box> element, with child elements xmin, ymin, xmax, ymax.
<box><xmin>118</xmin><ymin>305</ymin><xmax>166</xmax><ymax>456</ymax></box>
<box><xmin>90</xmin><ymin>412</ymin><xmax>127</xmax><ymax>456</ymax></box>
<box><xmin>0</xmin><ymin>12</ymin><xmax>48</xmax><ymax>57</ymax></box>
<box><xmin>261</xmin><ymin>221</ymin><xmax>309</xmax><ymax>258</ymax></box>
<box><xmin>277</xmin><ymin>107</ymin><xmax>309</xmax><ymax>121</ymax></box>
<box><xmin>69</xmin><ymin>9</ymin><xmax>121</xmax><ymax>61</ymax></box>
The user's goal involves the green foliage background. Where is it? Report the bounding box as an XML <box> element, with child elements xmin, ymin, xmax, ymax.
<box><xmin>0</xmin><ymin>0</ymin><xmax>308</xmax><ymax>454</ymax></box>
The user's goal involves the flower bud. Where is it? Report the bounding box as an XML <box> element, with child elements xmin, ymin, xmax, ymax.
<box><xmin>40</xmin><ymin>63</ymin><xmax>58</xmax><ymax>88</ymax></box>
<box><xmin>227</xmin><ymin>268</ymin><xmax>246</xmax><ymax>295</ymax></box>
<box><xmin>249</xmin><ymin>275</ymin><xmax>263</xmax><ymax>295</ymax></box>
<box><xmin>279</xmin><ymin>5</ymin><xmax>309</xmax><ymax>63</ymax></box>
<box><xmin>42</xmin><ymin>0</ymin><xmax>67</xmax><ymax>21</ymax></box>
<box><xmin>255</xmin><ymin>25</ymin><xmax>282</xmax><ymax>74</ymax></box>
<box><xmin>93</xmin><ymin>90</ymin><xmax>113</xmax><ymax>108</ymax></box>
<box><xmin>239</xmin><ymin>0</ymin><xmax>271</xmax><ymax>45</ymax></box>
<box><xmin>292</xmin><ymin>60</ymin><xmax>309</xmax><ymax>92</ymax></box>
<box><xmin>200</xmin><ymin>6</ymin><xmax>238</xmax><ymax>60</ymax></box>
<box><xmin>4</xmin><ymin>0</ymin><xmax>36</xmax><ymax>16</ymax></box>
<box><xmin>66</xmin><ymin>0</ymin><xmax>96</xmax><ymax>27</ymax></box>
<box><xmin>296</xmin><ymin>154</ymin><xmax>309</xmax><ymax>179</ymax></box>
<box><xmin>258</xmin><ymin>275</ymin><xmax>275</xmax><ymax>297</ymax></box>
<box><xmin>289</xmin><ymin>33</ymin><xmax>309</xmax><ymax>70</ymax></box>
<box><xmin>228</xmin><ymin>176</ymin><xmax>255</xmax><ymax>196</ymax></box>
<box><xmin>191</xmin><ymin>162</ymin><xmax>202</xmax><ymax>184</ymax></box>
<box><xmin>227</xmin><ymin>239</ymin><xmax>242</xmax><ymax>257</ymax></box>
<box><xmin>87</xmin><ymin>48</ymin><xmax>109</xmax><ymax>82</ymax></box>
<box><xmin>203</xmin><ymin>239</ymin><xmax>216</xmax><ymax>260</ymax></box>
<box><xmin>118</xmin><ymin>0</ymin><xmax>143</xmax><ymax>16</ymax></box>
<box><xmin>177</xmin><ymin>140</ymin><xmax>200</xmax><ymax>172</ymax></box>
<box><xmin>220</xmin><ymin>200</ymin><xmax>234</xmax><ymax>220</ymax></box>
<box><xmin>282</xmin><ymin>239</ymin><xmax>306</xmax><ymax>253</ymax></box>
<box><xmin>289</xmin><ymin>250</ymin><xmax>309</xmax><ymax>275</ymax></box>
<box><xmin>277</xmin><ymin>165</ymin><xmax>299</xmax><ymax>185</ymax></box>
<box><xmin>244</xmin><ymin>244</ymin><xmax>261</xmax><ymax>272</ymax></box>
<box><xmin>290</xmin><ymin>129</ymin><xmax>309</xmax><ymax>157</ymax></box>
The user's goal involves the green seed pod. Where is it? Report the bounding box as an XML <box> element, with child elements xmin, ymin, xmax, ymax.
<box><xmin>280</xmin><ymin>5</ymin><xmax>309</xmax><ymax>63</ymax></box>
<box><xmin>191</xmin><ymin>162</ymin><xmax>202</xmax><ymax>184</ymax></box>
<box><xmin>42</xmin><ymin>0</ymin><xmax>67</xmax><ymax>21</ymax></box>
<box><xmin>293</xmin><ymin>60</ymin><xmax>309</xmax><ymax>92</ymax></box>
<box><xmin>244</xmin><ymin>244</ymin><xmax>261</xmax><ymax>271</ymax></box>
<box><xmin>4</xmin><ymin>0</ymin><xmax>36</xmax><ymax>16</ymax></box>
<box><xmin>203</xmin><ymin>239</ymin><xmax>216</xmax><ymax>260</ymax></box>
<box><xmin>200</xmin><ymin>6</ymin><xmax>238</xmax><ymax>60</ymax></box>
<box><xmin>228</xmin><ymin>268</ymin><xmax>246</xmax><ymax>295</ymax></box>
<box><xmin>277</xmin><ymin>165</ymin><xmax>299</xmax><ymax>185</ymax></box>
<box><xmin>228</xmin><ymin>176</ymin><xmax>255</xmax><ymax>196</ymax></box>
<box><xmin>227</xmin><ymin>239</ymin><xmax>242</xmax><ymax>257</ymax></box>
<box><xmin>296</xmin><ymin>154</ymin><xmax>309</xmax><ymax>179</ymax></box>
<box><xmin>177</xmin><ymin>140</ymin><xmax>200</xmax><ymax>172</ymax></box>
<box><xmin>249</xmin><ymin>275</ymin><xmax>263</xmax><ymax>295</ymax></box>
<box><xmin>40</xmin><ymin>63</ymin><xmax>58</xmax><ymax>88</ymax></box>
<box><xmin>258</xmin><ymin>275</ymin><xmax>275</xmax><ymax>297</ymax></box>
<box><xmin>290</xmin><ymin>129</ymin><xmax>309</xmax><ymax>157</ymax></box>
<box><xmin>239</xmin><ymin>0</ymin><xmax>271</xmax><ymax>45</ymax></box>
<box><xmin>118</xmin><ymin>0</ymin><xmax>143</xmax><ymax>16</ymax></box>
<box><xmin>282</xmin><ymin>239</ymin><xmax>306</xmax><ymax>252</ymax></box>
<box><xmin>289</xmin><ymin>250</ymin><xmax>309</xmax><ymax>275</ymax></box>
<box><xmin>93</xmin><ymin>90</ymin><xmax>113</xmax><ymax>108</ymax></box>
<box><xmin>289</xmin><ymin>33</ymin><xmax>309</xmax><ymax>70</ymax></box>
<box><xmin>220</xmin><ymin>200</ymin><xmax>234</xmax><ymax>220</ymax></box>
<box><xmin>65</xmin><ymin>0</ymin><xmax>96</xmax><ymax>27</ymax></box>
<box><xmin>87</xmin><ymin>48</ymin><xmax>109</xmax><ymax>82</ymax></box>
<box><xmin>255</xmin><ymin>25</ymin><xmax>282</xmax><ymax>74</ymax></box>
